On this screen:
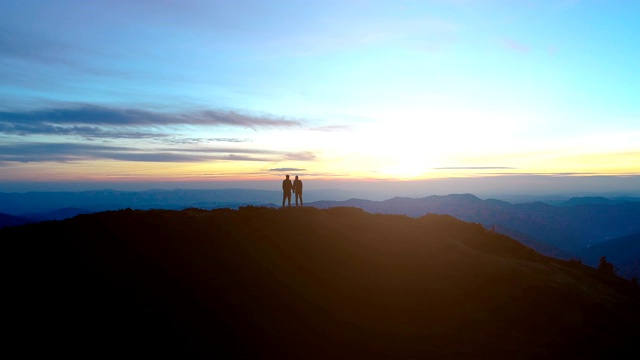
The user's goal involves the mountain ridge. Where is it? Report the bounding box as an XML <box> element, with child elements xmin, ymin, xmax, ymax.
<box><xmin>4</xmin><ymin>190</ymin><xmax>640</xmax><ymax>280</ymax></box>
<box><xmin>309</xmin><ymin>194</ymin><xmax>640</xmax><ymax>278</ymax></box>
<box><xmin>2</xmin><ymin>206</ymin><xmax>640</xmax><ymax>358</ymax></box>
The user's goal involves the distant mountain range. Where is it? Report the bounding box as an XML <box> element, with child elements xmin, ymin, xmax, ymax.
<box><xmin>0</xmin><ymin>188</ymin><xmax>282</xmax><ymax>215</ymax></box>
<box><xmin>3</xmin><ymin>206</ymin><xmax>640</xmax><ymax>358</ymax></box>
<box><xmin>3</xmin><ymin>189</ymin><xmax>640</xmax><ymax>280</ymax></box>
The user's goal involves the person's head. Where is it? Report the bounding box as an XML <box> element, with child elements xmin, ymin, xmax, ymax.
<box><xmin>295</xmin><ymin>175</ymin><xmax>299</xmax><ymax>180</ymax></box>
<box><xmin>285</xmin><ymin>174</ymin><xmax>289</xmax><ymax>179</ymax></box>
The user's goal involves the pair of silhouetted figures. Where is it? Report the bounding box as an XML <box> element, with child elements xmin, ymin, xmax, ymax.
<box><xmin>282</xmin><ymin>175</ymin><xmax>303</xmax><ymax>207</ymax></box>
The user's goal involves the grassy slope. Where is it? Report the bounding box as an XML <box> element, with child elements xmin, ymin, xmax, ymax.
<box><xmin>2</xmin><ymin>206</ymin><xmax>640</xmax><ymax>359</ymax></box>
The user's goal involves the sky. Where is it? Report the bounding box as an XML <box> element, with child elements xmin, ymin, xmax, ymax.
<box><xmin>1</xmin><ymin>0</ymin><xmax>640</xmax><ymax>196</ymax></box>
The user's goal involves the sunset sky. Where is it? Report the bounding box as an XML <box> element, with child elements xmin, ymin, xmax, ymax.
<box><xmin>1</xmin><ymin>0</ymin><xmax>639</xmax><ymax>195</ymax></box>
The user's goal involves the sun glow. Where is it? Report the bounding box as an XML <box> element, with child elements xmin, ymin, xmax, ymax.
<box><xmin>379</xmin><ymin>161</ymin><xmax>429</xmax><ymax>179</ymax></box>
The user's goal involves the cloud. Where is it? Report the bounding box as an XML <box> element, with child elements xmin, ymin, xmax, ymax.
<box><xmin>158</xmin><ymin>137</ymin><xmax>252</xmax><ymax>145</ymax></box>
<box><xmin>0</xmin><ymin>143</ymin><xmax>130</xmax><ymax>163</ymax></box>
<box><xmin>0</xmin><ymin>105</ymin><xmax>304</xmax><ymax>127</ymax></box>
<box><xmin>268</xmin><ymin>168</ymin><xmax>307</xmax><ymax>172</ymax></box>
<box><xmin>0</xmin><ymin>121</ymin><xmax>164</xmax><ymax>140</ymax></box>
<box><xmin>433</xmin><ymin>167</ymin><xmax>515</xmax><ymax>170</ymax></box>
<box><xmin>0</xmin><ymin>105</ymin><xmax>308</xmax><ymax>140</ymax></box>
<box><xmin>309</xmin><ymin>125</ymin><xmax>352</xmax><ymax>132</ymax></box>
<box><xmin>0</xmin><ymin>104</ymin><xmax>322</xmax><ymax>165</ymax></box>
<box><xmin>0</xmin><ymin>142</ymin><xmax>309</xmax><ymax>164</ymax></box>
<box><xmin>284</xmin><ymin>151</ymin><xmax>316</xmax><ymax>161</ymax></box>
<box><xmin>196</xmin><ymin>110</ymin><xmax>304</xmax><ymax>129</ymax></box>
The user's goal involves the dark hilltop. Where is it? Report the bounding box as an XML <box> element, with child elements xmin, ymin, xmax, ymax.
<box><xmin>2</xmin><ymin>206</ymin><xmax>640</xmax><ymax>359</ymax></box>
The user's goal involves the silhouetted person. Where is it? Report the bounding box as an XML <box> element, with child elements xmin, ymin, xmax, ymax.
<box><xmin>282</xmin><ymin>174</ymin><xmax>293</xmax><ymax>207</ymax></box>
<box><xmin>293</xmin><ymin>175</ymin><xmax>303</xmax><ymax>206</ymax></box>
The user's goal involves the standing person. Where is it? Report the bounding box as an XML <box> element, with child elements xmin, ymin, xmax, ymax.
<box><xmin>282</xmin><ymin>174</ymin><xmax>293</xmax><ymax>207</ymax></box>
<box><xmin>293</xmin><ymin>175</ymin><xmax>303</xmax><ymax>206</ymax></box>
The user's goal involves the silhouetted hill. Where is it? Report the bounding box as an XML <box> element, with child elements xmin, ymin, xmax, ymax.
<box><xmin>310</xmin><ymin>194</ymin><xmax>640</xmax><ymax>254</ymax></box>
<box><xmin>0</xmin><ymin>212</ymin><xmax>33</xmax><ymax>228</ymax></box>
<box><xmin>2</xmin><ymin>206</ymin><xmax>640</xmax><ymax>359</ymax></box>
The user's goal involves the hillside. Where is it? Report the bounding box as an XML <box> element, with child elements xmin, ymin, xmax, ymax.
<box><xmin>2</xmin><ymin>206</ymin><xmax>640</xmax><ymax>359</ymax></box>
<box><xmin>310</xmin><ymin>194</ymin><xmax>640</xmax><ymax>252</ymax></box>
<box><xmin>310</xmin><ymin>194</ymin><xmax>640</xmax><ymax>279</ymax></box>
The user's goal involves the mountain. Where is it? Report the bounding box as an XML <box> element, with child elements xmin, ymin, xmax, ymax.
<box><xmin>0</xmin><ymin>188</ymin><xmax>283</xmax><ymax>215</ymax></box>
<box><xmin>4</xmin><ymin>189</ymin><xmax>640</xmax><ymax>280</ymax></box>
<box><xmin>309</xmin><ymin>194</ymin><xmax>640</xmax><ymax>254</ymax></box>
<box><xmin>581</xmin><ymin>232</ymin><xmax>640</xmax><ymax>280</ymax></box>
<box><xmin>2</xmin><ymin>206</ymin><xmax>640</xmax><ymax>359</ymax></box>
<box><xmin>310</xmin><ymin>194</ymin><xmax>640</xmax><ymax>280</ymax></box>
<box><xmin>557</xmin><ymin>196</ymin><xmax>640</xmax><ymax>206</ymax></box>
<box><xmin>489</xmin><ymin>224</ymin><xmax>576</xmax><ymax>260</ymax></box>
<box><xmin>26</xmin><ymin>207</ymin><xmax>93</xmax><ymax>221</ymax></box>
<box><xmin>0</xmin><ymin>212</ymin><xmax>33</xmax><ymax>228</ymax></box>
<box><xmin>1</xmin><ymin>208</ymin><xmax>99</xmax><ymax>229</ymax></box>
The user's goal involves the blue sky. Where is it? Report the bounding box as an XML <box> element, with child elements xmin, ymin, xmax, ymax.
<box><xmin>1</xmin><ymin>0</ymin><xmax>639</xmax><ymax>195</ymax></box>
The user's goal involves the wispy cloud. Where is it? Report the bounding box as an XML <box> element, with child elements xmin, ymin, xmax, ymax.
<box><xmin>0</xmin><ymin>105</ymin><xmax>305</xmax><ymax>128</ymax></box>
<box><xmin>0</xmin><ymin>103</ymin><xmax>325</xmax><ymax>166</ymax></box>
<box><xmin>0</xmin><ymin>142</ymin><xmax>311</xmax><ymax>164</ymax></box>
<box><xmin>0</xmin><ymin>104</ymin><xmax>307</xmax><ymax>140</ymax></box>
<box><xmin>160</xmin><ymin>137</ymin><xmax>253</xmax><ymax>145</ymax></box>
<box><xmin>0</xmin><ymin>121</ymin><xmax>163</xmax><ymax>140</ymax></box>
<box><xmin>310</xmin><ymin>125</ymin><xmax>352</xmax><ymax>132</ymax></box>
<box><xmin>268</xmin><ymin>168</ymin><xmax>307</xmax><ymax>172</ymax></box>
<box><xmin>284</xmin><ymin>151</ymin><xmax>316</xmax><ymax>161</ymax></box>
<box><xmin>433</xmin><ymin>167</ymin><xmax>515</xmax><ymax>170</ymax></box>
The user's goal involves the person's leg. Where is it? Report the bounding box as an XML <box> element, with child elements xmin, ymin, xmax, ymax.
<box><xmin>282</xmin><ymin>193</ymin><xmax>286</xmax><ymax>207</ymax></box>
